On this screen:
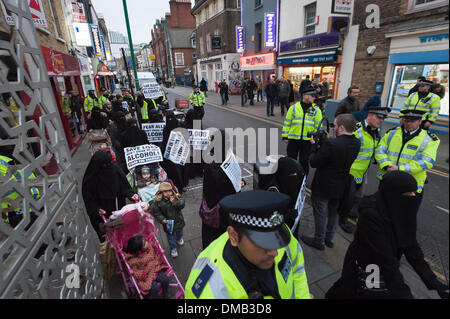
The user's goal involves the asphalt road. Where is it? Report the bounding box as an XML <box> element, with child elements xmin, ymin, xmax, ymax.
<box><xmin>167</xmin><ymin>91</ymin><xmax>450</xmax><ymax>282</ymax></box>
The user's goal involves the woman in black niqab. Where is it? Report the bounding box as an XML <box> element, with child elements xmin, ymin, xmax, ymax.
<box><xmin>87</xmin><ymin>107</ymin><xmax>109</xmax><ymax>130</ymax></box>
<box><xmin>326</xmin><ymin>171</ymin><xmax>449</xmax><ymax>299</ymax></box>
<box><xmin>82</xmin><ymin>150</ymin><xmax>136</xmax><ymax>242</ymax></box>
<box><xmin>201</xmin><ymin>130</ymin><xmax>237</xmax><ymax>249</ymax></box>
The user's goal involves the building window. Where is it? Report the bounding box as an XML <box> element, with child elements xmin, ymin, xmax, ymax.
<box><xmin>207</xmin><ymin>33</ymin><xmax>211</xmax><ymax>52</ymax></box>
<box><xmin>408</xmin><ymin>0</ymin><xmax>448</xmax><ymax>12</ymax></box>
<box><xmin>215</xmin><ymin>63</ymin><xmax>223</xmax><ymax>81</ymax></box>
<box><xmin>205</xmin><ymin>5</ymin><xmax>210</xmax><ymax>19</ymax></box>
<box><xmin>255</xmin><ymin>22</ymin><xmax>262</xmax><ymax>53</ymax></box>
<box><xmin>237</xmin><ymin>0</ymin><xmax>241</xmax><ymax>9</ymax></box>
<box><xmin>304</xmin><ymin>3</ymin><xmax>316</xmax><ymax>36</ymax></box>
<box><xmin>175</xmin><ymin>52</ymin><xmax>184</xmax><ymax>66</ymax></box>
<box><xmin>214</xmin><ymin>0</ymin><xmax>218</xmax><ymax>14</ymax></box>
<box><xmin>48</xmin><ymin>0</ymin><xmax>63</xmax><ymax>38</ymax></box>
<box><xmin>199</xmin><ymin>36</ymin><xmax>204</xmax><ymax>55</ymax></box>
<box><xmin>255</xmin><ymin>0</ymin><xmax>262</xmax><ymax>8</ymax></box>
<box><xmin>191</xmin><ymin>37</ymin><xmax>196</xmax><ymax>48</ymax></box>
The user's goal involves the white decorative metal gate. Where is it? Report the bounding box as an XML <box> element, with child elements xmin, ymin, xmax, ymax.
<box><xmin>0</xmin><ymin>0</ymin><xmax>104</xmax><ymax>298</ymax></box>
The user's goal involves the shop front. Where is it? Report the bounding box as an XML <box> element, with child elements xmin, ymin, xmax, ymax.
<box><xmin>240</xmin><ymin>52</ymin><xmax>277</xmax><ymax>84</ymax></box>
<box><xmin>385</xmin><ymin>22</ymin><xmax>449</xmax><ymax>133</ymax></box>
<box><xmin>41</xmin><ymin>46</ymin><xmax>86</xmax><ymax>154</ymax></box>
<box><xmin>95</xmin><ymin>61</ymin><xmax>115</xmax><ymax>94</ymax></box>
<box><xmin>196</xmin><ymin>53</ymin><xmax>240</xmax><ymax>93</ymax></box>
<box><xmin>277</xmin><ymin>33</ymin><xmax>341</xmax><ymax>99</ymax></box>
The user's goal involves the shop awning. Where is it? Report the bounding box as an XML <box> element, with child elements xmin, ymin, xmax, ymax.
<box><xmin>97</xmin><ymin>71</ymin><xmax>115</xmax><ymax>76</ymax></box>
<box><xmin>277</xmin><ymin>50</ymin><xmax>337</xmax><ymax>65</ymax></box>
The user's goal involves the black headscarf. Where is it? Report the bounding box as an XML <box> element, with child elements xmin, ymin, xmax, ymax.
<box><xmin>121</xmin><ymin>119</ymin><xmax>149</xmax><ymax>148</ymax></box>
<box><xmin>82</xmin><ymin>150</ymin><xmax>119</xmax><ymax>198</ymax></box>
<box><xmin>203</xmin><ymin>130</ymin><xmax>236</xmax><ymax>208</ymax></box>
<box><xmin>162</xmin><ymin>111</ymin><xmax>180</xmax><ymax>149</ymax></box>
<box><xmin>378</xmin><ymin>171</ymin><xmax>420</xmax><ymax>248</ymax></box>
<box><xmin>87</xmin><ymin>107</ymin><xmax>108</xmax><ymax>130</ymax></box>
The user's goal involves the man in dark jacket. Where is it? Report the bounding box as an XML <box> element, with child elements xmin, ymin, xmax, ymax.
<box><xmin>301</xmin><ymin>114</ymin><xmax>361</xmax><ymax>250</ymax></box>
<box><xmin>277</xmin><ymin>78</ymin><xmax>291</xmax><ymax>116</ymax></box>
<box><xmin>265</xmin><ymin>79</ymin><xmax>278</xmax><ymax>116</ymax></box>
<box><xmin>408</xmin><ymin>76</ymin><xmax>426</xmax><ymax>97</ymax></box>
<box><xmin>326</xmin><ymin>172</ymin><xmax>449</xmax><ymax>299</ymax></box>
<box><xmin>241</xmin><ymin>78</ymin><xmax>248</xmax><ymax>106</ymax></box>
<box><xmin>335</xmin><ymin>86</ymin><xmax>361</xmax><ymax>117</ymax></box>
<box><xmin>247</xmin><ymin>78</ymin><xmax>257</xmax><ymax>105</ymax></box>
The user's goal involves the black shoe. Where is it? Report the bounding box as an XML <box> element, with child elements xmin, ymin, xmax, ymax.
<box><xmin>325</xmin><ymin>240</ymin><xmax>334</xmax><ymax>248</ymax></box>
<box><xmin>348</xmin><ymin>208</ymin><xmax>359</xmax><ymax>220</ymax></box>
<box><xmin>271</xmin><ymin>114</ymin><xmax>275</xmax><ymax>117</ymax></box>
<box><xmin>339</xmin><ymin>219</ymin><xmax>356</xmax><ymax>234</ymax></box>
<box><xmin>301</xmin><ymin>236</ymin><xmax>325</xmax><ymax>251</ymax></box>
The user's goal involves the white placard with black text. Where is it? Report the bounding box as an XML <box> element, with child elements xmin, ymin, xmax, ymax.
<box><xmin>164</xmin><ymin>131</ymin><xmax>190</xmax><ymax>166</ymax></box>
<box><xmin>124</xmin><ymin>144</ymin><xmax>163</xmax><ymax>170</ymax></box>
<box><xmin>188</xmin><ymin>129</ymin><xmax>210</xmax><ymax>150</ymax></box>
<box><xmin>142</xmin><ymin>123</ymin><xmax>166</xmax><ymax>143</ymax></box>
<box><xmin>221</xmin><ymin>150</ymin><xmax>242</xmax><ymax>193</ymax></box>
<box><xmin>142</xmin><ymin>82</ymin><xmax>163</xmax><ymax>99</ymax></box>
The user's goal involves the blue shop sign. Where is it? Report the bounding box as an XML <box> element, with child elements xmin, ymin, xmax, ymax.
<box><xmin>277</xmin><ymin>54</ymin><xmax>337</xmax><ymax>65</ymax></box>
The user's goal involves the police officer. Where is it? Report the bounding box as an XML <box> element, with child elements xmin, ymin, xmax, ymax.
<box><xmin>375</xmin><ymin>109</ymin><xmax>440</xmax><ymax>208</ymax></box>
<box><xmin>402</xmin><ymin>79</ymin><xmax>440</xmax><ymax>131</ymax></box>
<box><xmin>189</xmin><ymin>85</ymin><xmax>206</xmax><ymax>120</ymax></box>
<box><xmin>340</xmin><ymin>106</ymin><xmax>391</xmax><ymax>233</ymax></box>
<box><xmin>185</xmin><ymin>191</ymin><xmax>310</xmax><ymax>299</ymax></box>
<box><xmin>282</xmin><ymin>87</ymin><xmax>323</xmax><ymax>175</ymax></box>
<box><xmin>137</xmin><ymin>89</ymin><xmax>158</xmax><ymax>123</ymax></box>
<box><xmin>84</xmin><ymin>90</ymin><xmax>100</xmax><ymax>117</ymax></box>
<box><xmin>98</xmin><ymin>87</ymin><xmax>109</xmax><ymax>109</ymax></box>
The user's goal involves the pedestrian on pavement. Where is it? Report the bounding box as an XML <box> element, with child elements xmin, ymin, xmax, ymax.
<box><xmin>314</xmin><ymin>84</ymin><xmax>326</xmax><ymax>111</ymax></box>
<box><xmin>299</xmin><ymin>75</ymin><xmax>312</xmax><ymax>98</ymax></box>
<box><xmin>431</xmin><ymin>82</ymin><xmax>445</xmax><ymax>100</ymax></box>
<box><xmin>108</xmin><ymin>111</ymin><xmax>128</xmax><ymax>174</ymax></box>
<box><xmin>69</xmin><ymin>90</ymin><xmax>84</xmax><ymax>134</ymax></box>
<box><xmin>98</xmin><ymin>87</ymin><xmax>109</xmax><ymax>109</ymax></box>
<box><xmin>247</xmin><ymin>78</ymin><xmax>257</xmax><ymax>106</ymax></box>
<box><xmin>257</xmin><ymin>78</ymin><xmax>264</xmax><ymax>102</ymax></box>
<box><xmin>321</xmin><ymin>78</ymin><xmax>330</xmax><ymax>99</ymax></box>
<box><xmin>185</xmin><ymin>190</ymin><xmax>311</xmax><ymax>299</ymax></box>
<box><xmin>277</xmin><ymin>78</ymin><xmax>291</xmax><ymax>117</ymax></box>
<box><xmin>200</xmin><ymin>78</ymin><xmax>208</xmax><ymax>97</ymax></box>
<box><xmin>402</xmin><ymin>79</ymin><xmax>441</xmax><ymax>131</ymax></box>
<box><xmin>408</xmin><ymin>76</ymin><xmax>427</xmax><ymax>97</ymax></box>
<box><xmin>84</xmin><ymin>90</ymin><xmax>100</xmax><ymax>118</ymax></box>
<box><xmin>200</xmin><ymin>130</ymin><xmax>237</xmax><ymax>249</ymax></box>
<box><xmin>120</xmin><ymin>118</ymin><xmax>149</xmax><ymax>149</ymax></box>
<box><xmin>288</xmin><ymin>80</ymin><xmax>295</xmax><ymax>105</ymax></box>
<box><xmin>375</xmin><ymin>109</ymin><xmax>440</xmax><ymax>212</ymax></box>
<box><xmin>335</xmin><ymin>86</ymin><xmax>361</xmax><ymax>118</ymax></box>
<box><xmin>151</xmin><ymin>182</ymin><xmax>186</xmax><ymax>258</ymax></box>
<box><xmin>282</xmin><ymin>87</ymin><xmax>323</xmax><ymax>175</ymax></box>
<box><xmin>87</xmin><ymin>107</ymin><xmax>109</xmax><ymax>131</ymax></box>
<box><xmin>339</xmin><ymin>106</ymin><xmax>391</xmax><ymax>234</ymax></box>
<box><xmin>301</xmin><ymin>114</ymin><xmax>360</xmax><ymax>251</ymax></box>
<box><xmin>189</xmin><ymin>85</ymin><xmax>206</xmax><ymax>120</ymax></box>
<box><xmin>82</xmin><ymin>150</ymin><xmax>138</xmax><ymax>241</ymax></box>
<box><xmin>326</xmin><ymin>171</ymin><xmax>449</xmax><ymax>299</ymax></box>
<box><xmin>264</xmin><ymin>78</ymin><xmax>278</xmax><ymax>116</ymax></box>
<box><xmin>219</xmin><ymin>80</ymin><xmax>229</xmax><ymax>105</ymax></box>
<box><xmin>241</xmin><ymin>78</ymin><xmax>248</xmax><ymax>106</ymax></box>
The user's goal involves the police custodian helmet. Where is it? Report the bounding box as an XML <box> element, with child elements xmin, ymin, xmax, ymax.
<box><xmin>220</xmin><ymin>191</ymin><xmax>292</xmax><ymax>250</ymax></box>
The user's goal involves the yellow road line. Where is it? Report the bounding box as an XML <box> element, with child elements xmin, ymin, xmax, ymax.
<box><xmin>424</xmin><ymin>258</ymin><xmax>448</xmax><ymax>282</ymax></box>
<box><xmin>429</xmin><ymin>168</ymin><xmax>449</xmax><ymax>178</ymax></box>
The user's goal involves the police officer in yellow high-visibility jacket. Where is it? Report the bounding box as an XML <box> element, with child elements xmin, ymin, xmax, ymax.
<box><xmin>185</xmin><ymin>191</ymin><xmax>310</xmax><ymax>299</ymax></box>
<box><xmin>375</xmin><ymin>109</ymin><xmax>439</xmax><ymax>208</ymax></box>
<box><xmin>282</xmin><ymin>87</ymin><xmax>322</xmax><ymax>175</ymax></box>
<box><xmin>98</xmin><ymin>87</ymin><xmax>109</xmax><ymax>109</ymax></box>
<box><xmin>84</xmin><ymin>90</ymin><xmax>101</xmax><ymax>117</ymax></box>
<box><xmin>1</xmin><ymin>155</ymin><xmax>40</xmax><ymax>227</ymax></box>
<box><xmin>189</xmin><ymin>85</ymin><xmax>206</xmax><ymax>120</ymax></box>
<box><xmin>402</xmin><ymin>79</ymin><xmax>440</xmax><ymax>131</ymax></box>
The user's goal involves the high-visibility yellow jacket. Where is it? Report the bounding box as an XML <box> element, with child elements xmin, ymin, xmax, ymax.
<box><xmin>184</xmin><ymin>231</ymin><xmax>310</xmax><ymax>299</ymax></box>
<box><xmin>189</xmin><ymin>91</ymin><xmax>206</xmax><ymax>107</ymax></box>
<box><xmin>1</xmin><ymin>156</ymin><xmax>40</xmax><ymax>224</ymax></box>
<box><xmin>98</xmin><ymin>95</ymin><xmax>109</xmax><ymax>109</ymax></box>
<box><xmin>282</xmin><ymin>103</ymin><xmax>322</xmax><ymax>141</ymax></box>
<box><xmin>84</xmin><ymin>96</ymin><xmax>100</xmax><ymax>113</ymax></box>
<box><xmin>350</xmin><ymin>122</ymin><xmax>382</xmax><ymax>184</ymax></box>
<box><xmin>375</xmin><ymin>127</ymin><xmax>439</xmax><ymax>193</ymax></box>
<box><xmin>62</xmin><ymin>97</ymin><xmax>71</xmax><ymax>116</ymax></box>
<box><xmin>141</xmin><ymin>99</ymin><xmax>157</xmax><ymax>120</ymax></box>
<box><xmin>402</xmin><ymin>92</ymin><xmax>441</xmax><ymax>123</ymax></box>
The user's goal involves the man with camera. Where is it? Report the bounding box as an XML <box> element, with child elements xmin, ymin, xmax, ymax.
<box><xmin>282</xmin><ymin>87</ymin><xmax>323</xmax><ymax>175</ymax></box>
<box><xmin>301</xmin><ymin>114</ymin><xmax>361</xmax><ymax>251</ymax></box>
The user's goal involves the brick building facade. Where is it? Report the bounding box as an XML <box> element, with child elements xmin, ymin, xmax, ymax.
<box><xmin>351</xmin><ymin>0</ymin><xmax>448</xmax><ymax>130</ymax></box>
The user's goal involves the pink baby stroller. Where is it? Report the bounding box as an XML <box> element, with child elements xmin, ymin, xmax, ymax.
<box><xmin>100</xmin><ymin>207</ymin><xmax>185</xmax><ymax>299</ymax></box>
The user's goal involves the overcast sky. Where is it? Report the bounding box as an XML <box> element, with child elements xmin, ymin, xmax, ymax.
<box><xmin>91</xmin><ymin>0</ymin><xmax>177</xmax><ymax>44</ymax></box>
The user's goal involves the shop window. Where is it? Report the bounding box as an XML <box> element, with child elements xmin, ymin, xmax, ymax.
<box><xmin>304</xmin><ymin>3</ymin><xmax>317</xmax><ymax>36</ymax></box>
<box><xmin>388</xmin><ymin>63</ymin><xmax>449</xmax><ymax>116</ymax></box>
<box><xmin>255</xmin><ymin>22</ymin><xmax>262</xmax><ymax>53</ymax></box>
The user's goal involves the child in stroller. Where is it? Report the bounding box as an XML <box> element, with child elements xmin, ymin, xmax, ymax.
<box><xmin>135</xmin><ymin>164</ymin><xmax>167</xmax><ymax>202</ymax></box>
<box><xmin>124</xmin><ymin>235</ymin><xmax>170</xmax><ymax>299</ymax></box>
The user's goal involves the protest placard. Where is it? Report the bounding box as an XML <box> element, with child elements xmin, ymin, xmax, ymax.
<box><xmin>142</xmin><ymin>82</ymin><xmax>163</xmax><ymax>99</ymax></box>
<box><xmin>292</xmin><ymin>176</ymin><xmax>308</xmax><ymax>232</ymax></box>
<box><xmin>124</xmin><ymin>144</ymin><xmax>163</xmax><ymax>170</ymax></box>
<box><xmin>142</xmin><ymin>122</ymin><xmax>166</xmax><ymax>143</ymax></box>
<box><xmin>164</xmin><ymin>131</ymin><xmax>190</xmax><ymax>166</ymax></box>
<box><xmin>221</xmin><ymin>150</ymin><xmax>242</xmax><ymax>193</ymax></box>
<box><xmin>188</xmin><ymin>129</ymin><xmax>210</xmax><ymax>150</ymax></box>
